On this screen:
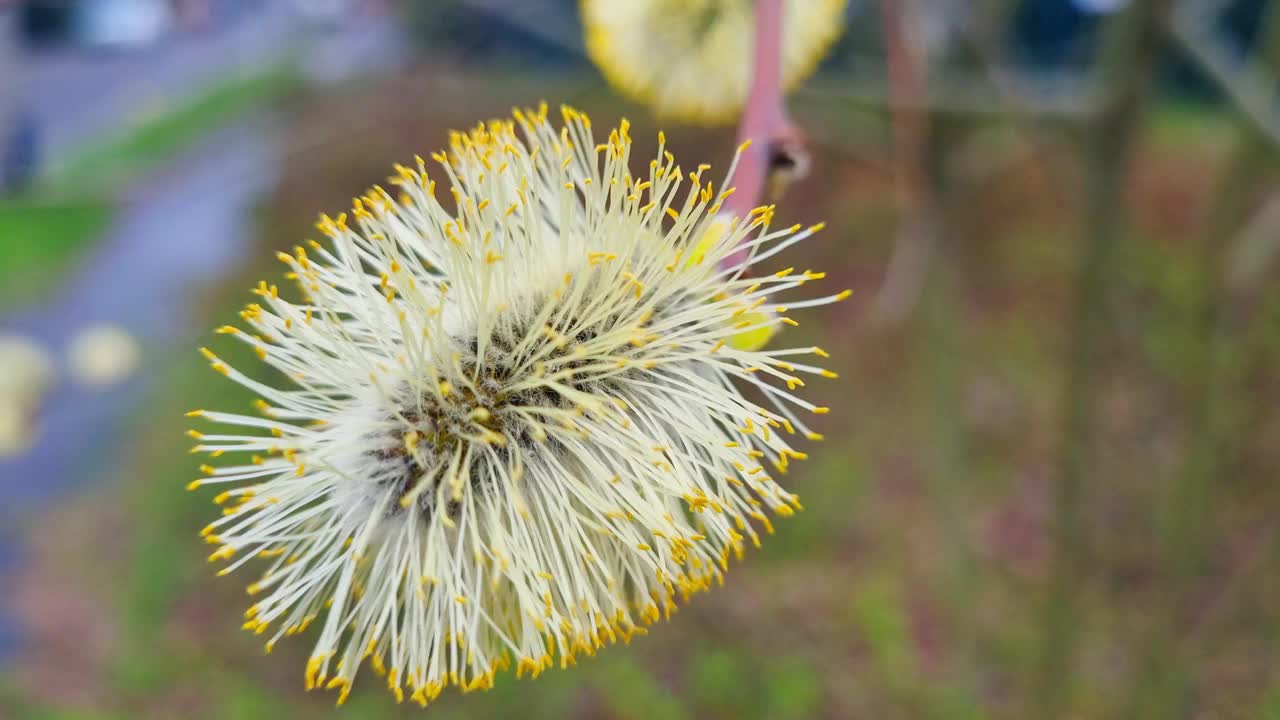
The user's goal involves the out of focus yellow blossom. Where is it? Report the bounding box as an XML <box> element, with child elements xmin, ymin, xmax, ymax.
<box><xmin>68</xmin><ymin>324</ymin><xmax>141</xmax><ymax>388</ymax></box>
<box><xmin>0</xmin><ymin>334</ymin><xmax>55</xmax><ymax>457</ymax></box>
<box><xmin>582</xmin><ymin>0</ymin><xmax>847</xmax><ymax>125</ymax></box>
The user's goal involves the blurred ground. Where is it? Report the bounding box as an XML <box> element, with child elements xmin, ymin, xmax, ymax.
<box><xmin>1</xmin><ymin>52</ymin><xmax>1278</xmax><ymax>719</ymax></box>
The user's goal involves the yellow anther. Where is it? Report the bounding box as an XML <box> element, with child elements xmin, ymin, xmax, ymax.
<box><xmin>208</xmin><ymin>545</ymin><xmax>236</xmax><ymax>562</ymax></box>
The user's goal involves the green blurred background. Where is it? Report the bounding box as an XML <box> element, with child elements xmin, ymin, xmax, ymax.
<box><xmin>2</xmin><ymin>1</ymin><xmax>1280</xmax><ymax>718</ymax></box>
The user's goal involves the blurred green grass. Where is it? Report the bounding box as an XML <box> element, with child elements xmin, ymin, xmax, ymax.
<box><xmin>0</xmin><ymin>200</ymin><xmax>111</xmax><ymax>310</ymax></box>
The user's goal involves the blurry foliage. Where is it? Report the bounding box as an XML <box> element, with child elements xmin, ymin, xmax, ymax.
<box><xmin>1117</xmin><ymin>233</ymin><xmax>1204</xmax><ymax>384</ymax></box>
<box><xmin>4</xmin><ymin>7</ymin><xmax>1280</xmax><ymax>717</ymax></box>
<box><xmin>762</xmin><ymin>656</ymin><xmax>823</xmax><ymax>720</ymax></box>
<box><xmin>593</xmin><ymin>656</ymin><xmax>692</xmax><ymax>720</ymax></box>
<box><xmin>688</xmin><ymin>649</ymin><xmax>747</xmax><ymax>714</ymax></box>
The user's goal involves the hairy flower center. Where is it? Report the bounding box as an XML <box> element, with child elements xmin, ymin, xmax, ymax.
<box><xmin>363</xmin><ymin>286</ymin><xmax>680</xmax><ymax>522</ymax></box>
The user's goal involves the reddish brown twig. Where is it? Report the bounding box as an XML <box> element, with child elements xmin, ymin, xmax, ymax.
<box><xmin>871</xmin><ymin>0</ymin><xmax>938</xmax><ymax>325</ymax></box>
<box><xmin>721</xmin><ymin>0</ymin><xmax>806</xmax><ymax>270</ymax></box>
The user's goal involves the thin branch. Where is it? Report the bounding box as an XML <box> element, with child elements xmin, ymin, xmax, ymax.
<box><xmin>871</xmin><ymin>0</ymin><xmax>937</xmax><ymax>325</ymax></box>
<box><xmin>1226</xmin><ymin>188</ymin><xmax>1280</xmax><ymax>292</ymax></box>
<box><xmin>797</xmin><ymin>66</ymin><xmax>1101</xmax><ymax>119</ymax></box>
<box><xmin>722</xmin><ymin>0</ymin><xmax>806</xmax><ymax>270</ymax></box>
<box><xmin>1035</xmin><ymin>0</ymin><xmax>1169</xmax><ymax>714</ymax></box>
<box><xmin>1141</xmin><ymin>6</ymin><xmax>1280</xmax><ymax>713</ymax></box>
<box><xmin>1170</xmin><ymin>6</ymin><xmax>1280</xmax><ymax>150</ymax></box>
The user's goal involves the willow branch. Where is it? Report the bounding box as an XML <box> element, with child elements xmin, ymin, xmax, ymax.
<box><xmin>1035</xmin><ymin>0</ymin><xmax>1169</xmax><ymax>713</ymax></box>
<box><xmin>870</xmin><ymin>0</ymin><xmax>938</xmax><ymax>325</ymax></box>
<box><xmin>1170</xmin><ymin>6</ymin><xmax>1280</xmax><ymax>150</ymax></box>
<box><xmin>722</xmin><ymin>0</ymin><xmax>806</xmax><ymax>270</ymax></box>
<box><xmin>1141</xmin><ymin>7</ymin><xmax>1280</xmax><ymax>713</ymax></box>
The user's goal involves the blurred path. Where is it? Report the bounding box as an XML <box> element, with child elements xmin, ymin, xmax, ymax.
<box><xmin>0</xmin><ymin>119</ymin><xmax>280</xmax><ymax>509</ymax></box>
<box><xmin>24</xmin><ymin>2</ymin><xmax>298</xmax><ymax>169</ymax></box>
<box><xmin>0</xmin><ymin>9</ymin><xmax>404</xmax><ymax>513</ymax></box>
<box><xmin>0</xmin><ymin>8</ymin><xmax>405</xmax><ymax>658</ymax></box>
<box><xmin>0</xmin><ymin>118</ymin><xmax>278</xmax><ymax>659</ymax></box>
